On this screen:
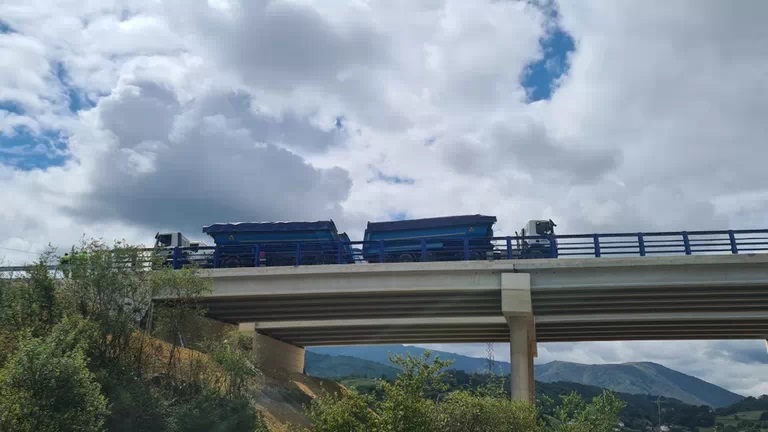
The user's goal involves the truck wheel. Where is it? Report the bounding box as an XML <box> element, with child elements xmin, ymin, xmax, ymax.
<box><xmin>398</xmin><ymin>253</ymin><xmax>415</xmax><ymax>262</ymax></box>
<box><xmin>221</xmin><ymin>257</ymin><xmax>240</xmax><ymax>268</ymax></box>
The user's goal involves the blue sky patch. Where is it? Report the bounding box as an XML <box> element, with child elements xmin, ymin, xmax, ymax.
<box><xmin>54</xmin><ymin>62</ymin><xmax>90</xmax><ymax>113</ymax></box>
<box><xmin>521</xmin><ymin>8</ymin><xmax>575</xmax><ymax>102</ymax></box>
<box><xmin>0</xmin><ymin>126</ymin><xmax>70</xmax><ymax>170</ymax></box>
<box><xmin>368</xmin><ymin>167</ymin><xmax>416</xmax><ymax>185</ymax></box>
<box><xmin>0</xmin><ymin>101</ymin><xmax>24</xmax><ymax>115</ymax></box>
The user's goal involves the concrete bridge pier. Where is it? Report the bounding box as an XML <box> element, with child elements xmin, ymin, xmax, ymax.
<box><xmin>239</xmin><ymin>322</ymin><xmax>305</xmax><ymax>374</ymax></box>
<box><xmin>502</xmin><ymin>273</ymin><xmax>536</xmax><ymax>402</ymax></box>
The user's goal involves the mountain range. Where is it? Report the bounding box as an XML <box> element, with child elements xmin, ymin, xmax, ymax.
<box><xmin>307</xmin><ymin>345</ymin><xmax>743</xmax><ymax>408</ymax></box>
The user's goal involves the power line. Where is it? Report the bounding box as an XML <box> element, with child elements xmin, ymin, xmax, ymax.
<box><xmin>0</xmin><ymin>246</ymin><xmax>43</xmax><ymax>256</ymax></box>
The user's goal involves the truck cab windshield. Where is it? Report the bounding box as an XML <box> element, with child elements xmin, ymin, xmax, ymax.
<box><xmin>155</xmin><ymin>234</ymin><xmax>173</xmax><ymax>248</ymax></box>
<box><xmin>535</xmin><ymin>221</ymin><xmax>555</xmax><ymax>236</ymax></box>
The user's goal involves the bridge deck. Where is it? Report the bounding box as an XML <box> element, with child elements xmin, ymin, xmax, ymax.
<box><xmin>169</xmin><ymin>254</ymin><xmax>768</xmax><ymax>346</ymax></box>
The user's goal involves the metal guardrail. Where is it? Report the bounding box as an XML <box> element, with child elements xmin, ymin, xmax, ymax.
<box><xmin>2</xmin><ymin>229</ymin><xmax>767</xmax><ymax>273</ymax></box>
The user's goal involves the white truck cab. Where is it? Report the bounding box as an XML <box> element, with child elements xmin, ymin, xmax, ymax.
<box><xmin>154</xmin><ymin>232</ymin><xmax>211</xmax><ymax>267</ymax></box>
<box><xmin>517</xmin><ymin>219</ymin><xmax>557</xmax><ymax>258</ymax></box>
<box><xmin>154</xmin><ymin>232</ymin><xmax>190</xmax><ymax>248</ymax></box>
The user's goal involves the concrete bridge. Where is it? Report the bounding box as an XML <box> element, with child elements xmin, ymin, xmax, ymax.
<box><xmin>181</xmin><ymin>253</ymin><xmax>768</xmax><ymax>401</ymax></box>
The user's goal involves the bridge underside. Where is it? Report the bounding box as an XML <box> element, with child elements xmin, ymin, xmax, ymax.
<box><xmin>202</xmin><ymin>311</ymin><xmax>768</xmax><ymax>346</ymax></box>
<box><xmin>198</xmin><ymin>256</ymin><xmax>768</xmax><ymax>346</ymax></box>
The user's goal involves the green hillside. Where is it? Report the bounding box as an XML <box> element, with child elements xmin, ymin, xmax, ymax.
<box><xmin>305</xmin><ymin>351</ymin><xmax>400</xmax><ymax>380</ymax></box>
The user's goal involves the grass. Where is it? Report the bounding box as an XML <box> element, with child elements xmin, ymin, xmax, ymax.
<box><xmin>699</xmin><ymin>410</ymin><xmax>767</xmax><ymax>431</ymax></box>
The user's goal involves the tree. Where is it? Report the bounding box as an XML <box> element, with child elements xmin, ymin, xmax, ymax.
<box><xmin>150</xmin><ymin>265</ymin><xmax>213</xmax><ymax>372</ymax></box>
<box><xmin>205</xmin><ymin>329</ymin><xmax>261</xmax><ymax>399</ymax></box>
<box><xmin>306</xmin><ymin>390</ymin><xmax>374</xmax><ymax>432</ymax></box>
<box><xmin>546</xmin><ymin>391</ymin><xmax>625</xmax><ymax>432</ymax></box>
<box><xmin>0</xmin><ymin>330</ymin><xmax>108</xmax><ymax>432</ymax></box>
<box><xmin>432</xmin><ymin>391</ymin><xmax>541</xmax><ymax>432</ymax></box>
<box><xmin>58</xmin><ymin>239</ymin><xmax>157</xmax><ymax>369</ymax></box>
<box><xmin>0</xmin><ymin>254</ymin><xmax>58</xmax><ymax>334</ymax></box>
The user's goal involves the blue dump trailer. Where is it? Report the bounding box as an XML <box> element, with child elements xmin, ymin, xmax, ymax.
<box><xmin>202</xmin><ymin>220</ymin><xmax>354</xmax><ymax>267</ymax></box>
<box><xmin>362</xmin><ymin>214</ymin><xmax>497</xmax><ymax>263</ymax></box>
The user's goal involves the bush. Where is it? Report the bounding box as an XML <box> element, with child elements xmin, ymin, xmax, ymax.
<box><xmin>546</xmin><ymin>391</ymin><xmax>625</xmax><ymax>432</ymax></box>
<box><xmin>306</xmin><ymin>391</ymin><xmax>374</xmax><ymax>432</ymax></box>
<box><xmin>305</xmin><ymin>351</ymin><xmax>626</xmax><ymax>432</ymax></box>
<box><xmin>433</xmin><ymin>391</ymin><xmax>541</xmax><ymax>432</ymax></box>
<box><xmin>0</xmin><ymin>334</ymin><xmax>109</xmax><ymax>432</ymax></box>
<box><xmin>164</xmin><ymin>384</ymin><xmax>267</xmax><ymax>432</ymax></box>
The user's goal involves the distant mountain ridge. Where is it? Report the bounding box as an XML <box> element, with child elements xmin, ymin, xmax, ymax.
<box><xmin>307</xmin><ymin>345</ymin><xmax>743</xmax><ymax>408</ymax></box>
<box><xmin>535</xmin><ymin>360</ymin><xmax>743</xmax><ymax>408</ymax></box>
<box><xmin>305</xmin><ymin>351</ymin><xmax>400</xmax><ymax>380</ymax></box>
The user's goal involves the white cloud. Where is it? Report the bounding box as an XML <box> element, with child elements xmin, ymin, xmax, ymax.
<box><xmin>1</xmin><ymin>0</ymin><xmax>768</xmax><ymax>396</ymax></box>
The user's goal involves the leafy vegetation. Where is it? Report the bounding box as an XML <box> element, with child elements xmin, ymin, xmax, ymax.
<box><xmin>337</xmin><ymin>370</ymin><xmax>721</xmax><ymax>431</ymax></box>
<box><xmin>0</xmin><ymin>241</ymin><xmax>268</xmax><ymax>432</ymax></box>
<box><xmin>304</xmin><ymin>351</ymin><xmax>625</xmax><ymax>432</ymax></box>
<box><xmin>717</xmin><ymin>395</ymin><xmax>768</xmax><ymax>416</ymax></box>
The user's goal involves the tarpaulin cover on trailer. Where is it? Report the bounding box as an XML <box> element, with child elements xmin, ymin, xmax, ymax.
<box><xmin>203</xmin><ymin>221</ymin><xmax>337</xmax><ymax>234</ymax></box>
<box><xmin>365</xmin><ymin>215</ymin><xmax>497</xmax><ymax>233</ymax></box>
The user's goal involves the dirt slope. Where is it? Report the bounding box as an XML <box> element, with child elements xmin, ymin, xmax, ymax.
<box><xmin>251</xmin><ymin>369</ymin><xmax>345</xmax><ymax>431</ymax></box>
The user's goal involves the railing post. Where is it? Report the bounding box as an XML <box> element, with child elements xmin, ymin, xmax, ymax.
<box><xmin>506</xmin><ymin>237</ymin><xmax>513</xmax><ymax>260</ymax></box>
<box><xmin>213</xmin><ymin>246</ymin><xmax>220</xmax><ymax>268</ymax></box>
<box><xmin>549</xmin><ymin>235</ymin><xmax>558</xmax><ymax>258</ymax></box>
<box><xmin>253</xmin><ymin>244</ymin><xmax>261</xmax><ymax>267</ymax></box>
<box><xmin>638</xmin><ymin>233</ymin><xmax>646</xmax><ymax>257</ymax></box>
<box><xmin>463</xmin><ymin>236</ymin><xmax>470</xmax><ymax>261</ymax></box>
<box><xmin>592</xmin><ymin>234</ymin><xmax>601</xmax><ymax>258</ymax></box>
<box><xmin>728</xmin><ymin>230</ymin><xmax>738</xmax><ymax>254</ymax></box>
<box><xmin>682</xmin><ymin>232</ymin><xmax>691</xmax><ymax>255</ymax></box>
<box><xmin>295</xmin><ymin>242</ymin><xmax>302</xmax><ymax>266</ymax></box>
<box><xmin>172</xmin><ymin>247</ymin><xmax>181</xmax><ymax>269</ymax></box>
<box><xmin>379</xmin><ymin>240</ymin><xmax>385</xmax><ymax>263</ymax></box>
<box><xmin>421</xmin><ymin>239</ymin><xmax>427</xmax><ymax>262</ymax></box>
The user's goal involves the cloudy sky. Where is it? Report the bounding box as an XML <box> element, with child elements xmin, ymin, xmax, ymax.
<box><xmin>1</xmin><ymin>0</ymin><xmax>767</xmax><ymax>396</ymax></box>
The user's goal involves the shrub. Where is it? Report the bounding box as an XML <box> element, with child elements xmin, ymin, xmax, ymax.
<box><xmin>0</xmin><ymin>335</ymin><xmax>109</xmax><ymax>432</ymax></box>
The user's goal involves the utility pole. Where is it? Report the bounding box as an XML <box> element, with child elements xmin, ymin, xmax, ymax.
<box><xmin>656</xmin><ymin>396</ymin><xmax>662</xmax><ymax>430</ymax></box>
<box><xmin>486</xmin><ymin>342</ymin><xmax>495</xmax><ymax>375</ymax></box>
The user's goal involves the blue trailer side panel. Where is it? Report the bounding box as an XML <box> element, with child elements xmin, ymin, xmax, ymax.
<box><xmin>203</xmin><ymin>220</ymin><xmax>349</xmax><ymax>266</ymax></box>
<box><xmin>362</xmin><ymin>215</ymin><xmax>497</xmax><ymax>262</ymax></box>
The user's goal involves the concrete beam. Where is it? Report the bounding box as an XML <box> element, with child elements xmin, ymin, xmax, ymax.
<box><xmin>536</xmin><ymin>311</ymin><xmax>768</xmax><ymax>324</ymax></box>
<box><xmin>239</xmin><ymin>323</ymin><xmax>305</xmax><ymax>374</ymax></box>
<box><xmin>252</xmin><ymin>316</ymin><xmax>506</xmax><ymax>330</ymax></box>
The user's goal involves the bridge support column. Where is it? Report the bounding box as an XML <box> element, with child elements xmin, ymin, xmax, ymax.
<box><xmin>239</xmin><ymin>323</ymin><xmax>305</xmax><ymax>374</ymax></box>
<box><xmin>502</xmin><ymin>273</ymin><xmax>536</xmax><ymax>403</ymax></box>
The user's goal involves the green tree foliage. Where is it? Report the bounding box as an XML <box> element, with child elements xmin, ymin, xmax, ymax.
<box><xmin>305</xmin><ymin>351</ymin><xmax>623</xmax><ymax>432</ymax></box>
<box><xmin>0</xmin><ymin>239</ymin><xmax>268</xmax><ymax>432</ymax></box>
<box><xmin>307</xmin><ymin>391</ymin><xmax>375</xmax><ymax>432</ymax></box>
<box><xmin>0</xmin><ymin>329</ymin><xmax>109</xmax><ymax>432</ymax></box>
<box><xmin>545</xmin><ymin>391</ymin><xmax>625</xmax><ymax>432</ymax></box>
<box><xmin>433</xmin><ymin>391</ymin><xmax>541</xmax><ymax>432</ymax></box>
<box><xmin>149</xmin><ymin>265</ymin><xmax>212</xmax><ymax>370</ymax></box>
<box><xmin>0</xmin><ymin>254</ymin><xmax>60</xmax><ymax>364</ymax></box>
<box><xmin>205</xmin><ymin>330</ymin><xmax>262</xmax><ymax>399</ymax></box>
<box><xmin>163</xmin><ymin>384</ymin><xmax>265</xmax><ymax>432</ymax></box>
<box><xmin>374</xmin><ymin>352</ymin><xmax>450</xmax><ymax>432</ymax></box>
